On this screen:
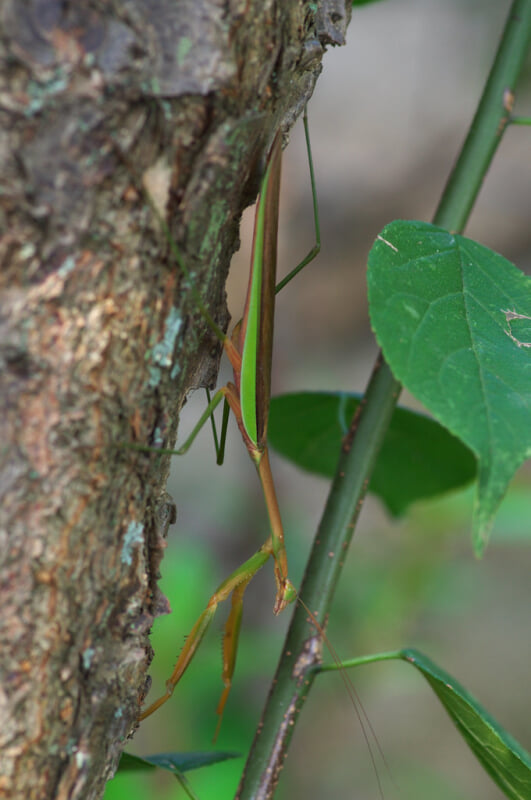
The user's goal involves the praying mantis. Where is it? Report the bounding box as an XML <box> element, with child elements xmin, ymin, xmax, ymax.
<box><xmin>134</xmin><ymin>114</ymin><xmax>389</xmax><ymax>800</ymax></box>
<box><xmin>138</xmin><ymin>112</ymin><xmax>321</xmax><ymax>728</ymax></box>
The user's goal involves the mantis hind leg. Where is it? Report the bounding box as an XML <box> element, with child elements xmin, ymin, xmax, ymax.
<box><xmin>274</xmin><ymin>107</ymin><xmax>321</xmax><ymax>294</ymax></box>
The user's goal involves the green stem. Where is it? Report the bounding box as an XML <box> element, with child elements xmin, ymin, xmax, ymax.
<box><xmin>175</xmin><ymin>773</ymin><xmax>201</xmax><ymax>800</ymax></box>
<box><xmin>236</xmin><ymin>4</ymin><xmax>531</xmax><ymax>799</ymax></box>
<box><xmin>317</xmin><ymin>650</ymin><xmax>403</xmax><ymax>673</ymax></box>
<box><xmin>433</xmin><ymin>0</ymin><xmax>531</xmax><ymax>233</ymax></box>
<box><xmin>235</xmin><ymin>354</ymin><xmax>399</xmax><ymax>800</ymax></box>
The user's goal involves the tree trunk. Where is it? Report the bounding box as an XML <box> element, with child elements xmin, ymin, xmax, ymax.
<box><xmin>0</xmin><ymin>1</ymin><xmax>350</xmax><ymax>798</ymax></box>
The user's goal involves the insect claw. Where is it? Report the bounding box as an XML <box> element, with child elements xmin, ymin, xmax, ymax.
<box><xmin>273</xmin><ymin>579</ymin><xmax>298</xmax><ymax>615</ymax></box>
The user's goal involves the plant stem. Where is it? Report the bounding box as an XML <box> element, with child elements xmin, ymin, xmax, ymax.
<box><xmin>236</xmin><ymin>356</ymin><xmax>399</xmax><ymax>800</ymax></box>
<box><xmin>434</xmin><ymin>0</ymin><xmax>531</xmax><ymax>232</ymax></box>
<box><xmin>317</xmin><ymin>650</ymin><xmax>404</xmax><ymax>673</ymax></box>
<box><xmin>236</xmin><ymin>3</ymin><xmax>531</xmax><ymax>798</ymax></box>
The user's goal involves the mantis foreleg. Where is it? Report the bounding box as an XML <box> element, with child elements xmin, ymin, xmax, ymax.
<box><xmin>139</xmin><ymin>540</ymin><xmax>273</xmax><ymax>724</ymax></box>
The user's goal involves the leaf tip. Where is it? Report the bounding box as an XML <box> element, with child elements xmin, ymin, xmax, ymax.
<box><xmin>471</xmin><ymin>509</ymin><xmax>494</xmax><ymax>558</ymax></box>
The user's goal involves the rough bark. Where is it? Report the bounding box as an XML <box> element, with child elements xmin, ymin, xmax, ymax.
<box><xmin>0</xmin><ymin>1</ymin><xmax>350</xmax><ymax>798</ymax></box>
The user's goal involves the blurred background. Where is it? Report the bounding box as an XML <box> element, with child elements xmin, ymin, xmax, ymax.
<box><xmin>105</xmin><ymin>1</ymin><xmax>531</xmax><ymax>798</ymax></box>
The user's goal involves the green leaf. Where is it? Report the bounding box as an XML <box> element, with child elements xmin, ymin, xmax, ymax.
<box><xmin>268</xmin><ymin>391</ymin><xmax>476</xmax><ymax>516</ymax></box>
<box><xmin>401</xmin><ymin>648</ymin><xmax>531</xmax><ymax>800</ymax></box>
<box><xmin>367</xmin><ymin>220</ymin><xmax>531</xmax><ymax>552</ymax></box>
<box><xmin>118</xmin><ymin>750</ymin><xmax>240</xmax><ymax>775</ymax></box>
<box><xmin>352</xmin><ymin>0</ymin><xmax>387</xmax><ymax>6</ymax></box>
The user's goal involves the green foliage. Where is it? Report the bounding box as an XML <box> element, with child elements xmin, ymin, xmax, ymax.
<box><xmin>115</xmin><ymin>751</ymin><xmax>240</xmax><ymax>798</ymax></box>
<box><xmin>401</xmin><ymin>649</ymin><xmax>531</xmax><ymax>800</ymax></box>
<box><xmin>117</xmin><ymin>751</ymin><xmax>240</xmax><ymax>775</ymax></box>
<box><xmin>367</xmin><ymin>220</ymin><xmax>531</xmax><ymax>553</ymax></box>
<box><xmin>112</xmin><ymin>752</ymin><xmax>239</xmax><ymax>800</ymax></box>
<box><xmin>322</xmin><ymin>648</ymin><xmax>531</xmax><ymax>800</ymax></box>
<box><xmin>269</xmin><ymin>391</ymin><xmax>476</xmax><ymax>515</ymax></box>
